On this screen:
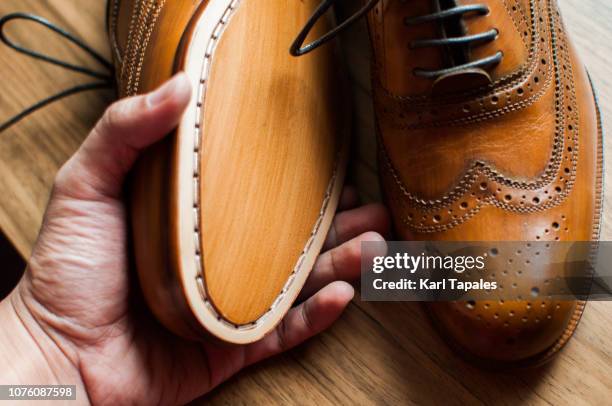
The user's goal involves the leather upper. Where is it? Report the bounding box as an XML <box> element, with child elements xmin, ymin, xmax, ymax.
<box><xmin>368</xmin><ymin>0</ymin><xmax>602</xmax><ymax>365</ymax></box>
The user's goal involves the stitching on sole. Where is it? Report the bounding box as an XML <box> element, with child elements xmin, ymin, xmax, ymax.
<box><xmin>189</xmin><ymin>0</ymin><xmax>342</xmax><ymax>330</ymax></box>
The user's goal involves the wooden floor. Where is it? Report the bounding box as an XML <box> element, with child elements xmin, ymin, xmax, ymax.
<box><xmin>0</xmin><ymin>1</ymin><xmax>610</xmax><ymax>405</ymax></box>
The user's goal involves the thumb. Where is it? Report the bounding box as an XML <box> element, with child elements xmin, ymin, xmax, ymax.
<box><xmin>54</xmin><ymin>72</ymin><xmax>192</xmax><ymax>200</ymax></box>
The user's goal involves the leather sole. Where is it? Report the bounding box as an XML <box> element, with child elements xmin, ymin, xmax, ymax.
<box><xmin>129</xmin><ymin>0</ymin><xmax>350</xmax><ymax>344</ymax></box>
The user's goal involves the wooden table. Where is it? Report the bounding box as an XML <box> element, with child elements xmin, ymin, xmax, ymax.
<box><xmin>0</xmin><ymin>1</ymin><xmax>610</xmax><ymax>404</ymax></box>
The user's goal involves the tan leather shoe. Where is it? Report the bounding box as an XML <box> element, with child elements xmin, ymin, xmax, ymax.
<box><xmin>107</xmin><ymin>0</ymin><xmax>349</xmax><ymax>343</ymax></box>
<box><xmin>364</xmin><ymin>0</ymin><xmax>603</xmax><ymax>366</ymax></box>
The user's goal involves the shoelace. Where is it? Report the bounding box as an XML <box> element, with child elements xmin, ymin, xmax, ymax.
<box><xmin>0</xmin><ymin>12</ymin><xmax>115</xmax><ymax>133</ymax></box>
<box><xmin>290</xmin><ymin>0</ymin><xmax>503</xmax><ymax>79</ymax></box>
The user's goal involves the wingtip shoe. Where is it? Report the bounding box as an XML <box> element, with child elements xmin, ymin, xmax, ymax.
<box><xmin>107</xmin><ymin>0</ymin><xmax>350</xmax><ymax>344</ymax></box>
<box><xmin>366</xmin><ymin>0</ymin><xmax>603</xmax><ymax>366</ymax></box>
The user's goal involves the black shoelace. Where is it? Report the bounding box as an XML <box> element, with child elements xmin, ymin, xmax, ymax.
<box><xmin>0</xmin><ymin>12</ymin><xmax>115</xmax><ymax>133</ymax></box>
<box><xmin>290</xmin><ymin>0</ymin><xmax>503</xmax><ymax>79</ymax></box>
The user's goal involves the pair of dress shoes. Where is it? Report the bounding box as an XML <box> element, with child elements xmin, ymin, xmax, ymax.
<box><xmin>107</xmin><ymin>0</ymin><xmax>603</xmax><ymax>368</ymax></box>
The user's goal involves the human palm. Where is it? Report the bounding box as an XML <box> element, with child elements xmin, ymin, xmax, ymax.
<box><xmin>4</xmin><ymin>74</ymin><xmax>389</xmax><ymax>405</ymax></box>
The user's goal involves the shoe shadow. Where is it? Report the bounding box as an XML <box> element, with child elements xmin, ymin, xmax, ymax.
<box><xmin>362</xmin><ymin>300</ymin><xmax>553</xmax><ymax>405</ymax></box>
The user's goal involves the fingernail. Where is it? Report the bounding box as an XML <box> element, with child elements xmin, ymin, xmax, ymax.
<box><xmin>337</xmin><ymin>282</ymin><xmax>355</xmax><ymax>301</ymax></box>
<box><xmin>362</xmin><ymin>232</ymin><xmax>388</xmax><ymax>258</ymax></box>
<box><xmin>147</xmin><ymin>72</ymin><xmax>189</xmax><ymax>107</ymax></box>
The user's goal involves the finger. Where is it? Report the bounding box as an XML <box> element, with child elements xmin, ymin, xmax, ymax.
<box><xmin>54</xmin><ymin>72</ymin><xmax>192</xmax><ymax>200</ymax></box>
<box><xmin>299</xmin><ymin>231</ymin><xmax>387</xmax><ymax>301</ymax></box>
<box><xmin>244</xmin><ymin>281</ymin><xmax>354</xmax><ymax>366</ymax></box>
<box><xmin>338</xmin><ymin>185</ymin><xmax>360</xmax><ymax>211</ymax></box>
<box><xmin>323</xmin><ymin>203</ymin><xmax>390</xmax><ymax>251</ymax></box>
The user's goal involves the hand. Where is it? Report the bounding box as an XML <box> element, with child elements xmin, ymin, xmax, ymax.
<box><xmin>0</xmin><ymin>74</ymin><xmax>389</xmax><ymax>405</ymax></box>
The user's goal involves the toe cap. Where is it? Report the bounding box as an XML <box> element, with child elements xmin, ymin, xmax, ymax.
<box><xmin>427</xmin><ymin>299</ymin><xmax>581</xmax><ymax>366</ymax></box>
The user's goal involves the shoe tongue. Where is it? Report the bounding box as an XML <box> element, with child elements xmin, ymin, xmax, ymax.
<box><xmin>437</xmin><ymin>0</ymin><xmax>469</xmax><ymax>68</ymax></box>
<box><xmin>430</xmin><ymin>0</ymin><xmax>493</xmax><ymax>94</ymax></box>
<box><xmin>431</xmin><ymin>68</ymin><xmax>492</xmax><ymax>94</ymax></box>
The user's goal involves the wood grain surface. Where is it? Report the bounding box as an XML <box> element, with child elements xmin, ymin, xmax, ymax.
<box><xmin>0</xmin><ymin>0</ymin><xmax>114</xmax><ymax>258</ymax></box>
<box><xmin>0</xmin><ymin>0</ymin><xmax>610</xmax><ymax>405</ymax></box>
